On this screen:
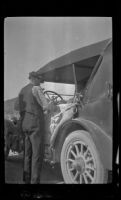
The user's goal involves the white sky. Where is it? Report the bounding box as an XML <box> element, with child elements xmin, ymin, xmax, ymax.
<box><xmin>4</xmin><ymin>17</ymin><xmax>112</xmax><ymax>100</ymax></box>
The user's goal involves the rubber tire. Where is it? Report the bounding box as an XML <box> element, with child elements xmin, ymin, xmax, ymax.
<box><xmin>60</xmin><ymin>130</ymin><xmax>105</xmax><ymax>184</ymax></box>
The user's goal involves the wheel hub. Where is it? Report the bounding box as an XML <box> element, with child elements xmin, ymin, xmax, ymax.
<box><xmin>73</xmin><ymin>157</ymin><xmax>85</xmax><ymax>174</ymax></box>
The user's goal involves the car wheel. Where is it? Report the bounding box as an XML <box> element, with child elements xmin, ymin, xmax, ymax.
<box><xmin>60</xmin><ymin>130</ymin><xmax>105</xmax><ymax>184</ymax></box>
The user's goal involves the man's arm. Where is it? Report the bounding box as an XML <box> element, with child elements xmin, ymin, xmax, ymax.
<box><xmin>32</xmin><ymin>86</ymin><xmax>49</xmax><ymax>111</ymax></box>
<box><xmin>32</xmin><ymin>86</ymin><xmax>60</xmax><ymax>114</ymax></box>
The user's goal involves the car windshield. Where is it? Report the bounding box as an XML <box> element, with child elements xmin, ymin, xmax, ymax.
<box><xmin>43</xmin><ymin>82</ymin><xmax>75</xmax><ymax>102</ymax></box>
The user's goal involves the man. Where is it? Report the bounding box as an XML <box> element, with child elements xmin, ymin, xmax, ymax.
<box><xmin>14</xmin><ymin>71</ymin><xmax>51</xmax><ymax>184</ymax></box>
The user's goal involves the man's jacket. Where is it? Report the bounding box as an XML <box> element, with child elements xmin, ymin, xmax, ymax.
<box><xmin>14</xmin><ymin>83</ymin><xmax>44</xmax><ymax>132</ymax></box>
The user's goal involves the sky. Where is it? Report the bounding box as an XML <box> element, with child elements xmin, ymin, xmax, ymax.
<box><xmin>4</xmin><ymin>17</ymin><xmax>112</xmax><ymax>100</ymax></box>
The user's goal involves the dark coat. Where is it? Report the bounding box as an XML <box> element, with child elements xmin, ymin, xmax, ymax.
<box><xmin>15</xmin><ymin>83</ymin><xmax>45</xmax><ymax>133</ymax></box>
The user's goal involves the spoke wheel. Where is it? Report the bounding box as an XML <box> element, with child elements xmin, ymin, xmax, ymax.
<box><xmin>60</xmin><ymin>130</ymin><xmax>105</xmax><ymax>184</ymax></box>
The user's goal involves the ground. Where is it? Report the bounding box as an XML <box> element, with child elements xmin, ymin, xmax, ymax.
<box><xmin>5</xmin><ymin>153</ymin><xmax>64</xmax><ymax>184</ymax></box>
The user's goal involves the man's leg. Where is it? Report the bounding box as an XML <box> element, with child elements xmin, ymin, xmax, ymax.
<box><xmin>30</xmin><ymin>128</ymin><xmax>44</xmax><ymax>184</ymax></box>
<box><xmin>23</xmin><ymin>134</ymin><xmax>32</xmax><ymax>184</ymax></box>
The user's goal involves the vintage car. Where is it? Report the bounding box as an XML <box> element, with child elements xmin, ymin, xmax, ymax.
<box><xmin>6</xmin><ymin>38</ymin><xmax>112</xmax><ymax>184</ymax></box>
<box><xmin>36</xmin><ymin>38</ymin><xmax>112</xmax><ymax>184</ymax></box>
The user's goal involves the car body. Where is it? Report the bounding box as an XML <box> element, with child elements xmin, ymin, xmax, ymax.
<box><xmin>37</xmin><ymin>38</ymin><xmax>112</xmax><ymax>183</ymax></box>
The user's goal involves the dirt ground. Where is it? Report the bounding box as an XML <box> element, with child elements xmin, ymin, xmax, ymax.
<box><xmin>5</xmin><ymin>153</ymin><xmax>64</xmax><ymax>184</ymax></box>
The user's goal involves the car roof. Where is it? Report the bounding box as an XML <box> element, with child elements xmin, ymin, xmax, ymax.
<box><xmin>37</xmin><ymin>38</ymin><xmax>111</xmax><ymax>84</ymax></box>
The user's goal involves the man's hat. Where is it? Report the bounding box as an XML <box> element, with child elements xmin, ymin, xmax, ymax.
<box><xmin>29</xmin><ymin>71</ymin><xmax>44</xmax><ymax>82</ymax></box>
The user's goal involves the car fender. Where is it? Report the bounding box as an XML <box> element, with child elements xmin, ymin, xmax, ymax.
<box><xmin>52</xmin><ymin>117</ymin><xmax>112</xmax><ymax>170</ymax></box>
<box><xmin>72</xmin><ymin>118</ymin><xmax>112</xmax><ymax>170</ymax></box>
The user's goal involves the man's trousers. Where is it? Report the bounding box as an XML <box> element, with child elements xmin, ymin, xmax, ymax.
<box><xmin>22</xmin><ymin>112</ymin><xmax>45</xmax><ymax>184</ymax></box>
